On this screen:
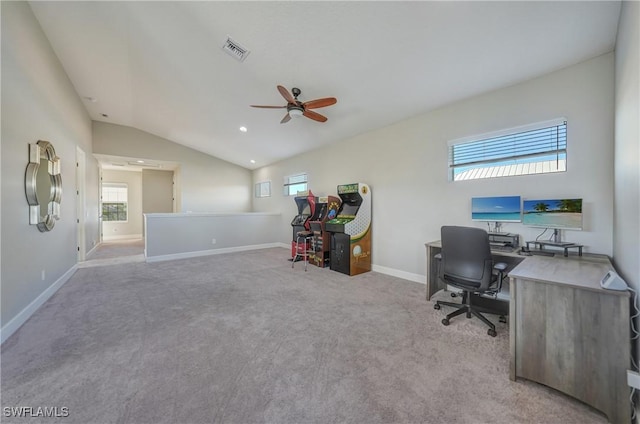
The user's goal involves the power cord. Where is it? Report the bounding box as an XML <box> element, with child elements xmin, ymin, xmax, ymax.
<box><xmin>628</xmin><ymin>286</ymin><xmax>639</xmax><ymax>342</ymax></box>
<box><xmin>627</xmin><ymin>286</ymin><xmax>639</xmax><ymax>421</ymax></box>
<box><xmin>535</xmin><ymin>228</ymin><xmax>549</xmax><ymax>241</ymax></box>
<box><xmin>631</xmin><ymin>387</ymin><xmax>637</xmax><ymax>422</ymax></box>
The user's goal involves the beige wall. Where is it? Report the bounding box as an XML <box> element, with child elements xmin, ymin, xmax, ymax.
<box><xmin>254</xmin><ymin>53</ymin><xmax>615</xmax><ymax>279</ymax></box>
<box><xmin>1</xmin><ymin>2</ymin><xmax>99</xmax><ymax>335</ymax></box>
<box><xmin>142</xmin><ymin>169</ymin><xmax>174</xmax><ymax>214</ymax></box>
<box><xmin>102</xmin><ymin>170</ymin><xmax>143</xmax><ymax>240</ymax></box>
<box><xmin>93</xmin><ymin>122</ymin><xmax>252</xmax><ymax>213</ymax></box>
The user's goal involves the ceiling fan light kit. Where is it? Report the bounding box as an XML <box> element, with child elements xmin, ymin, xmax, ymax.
<box><xmin>288</xmin><ymin>107</ymin><xmax>304</xmax><ymax>118</ymax></box>
<box><xmin>251</xmin><ymin>85</ymin><xmax>337</xmax><ymax>124</ymax></box>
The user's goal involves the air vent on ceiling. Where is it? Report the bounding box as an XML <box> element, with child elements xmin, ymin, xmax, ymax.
<box><xmin>222</xmin><ymin>36</ymin><xmax>250</xmax><ymax>62</ymax></box>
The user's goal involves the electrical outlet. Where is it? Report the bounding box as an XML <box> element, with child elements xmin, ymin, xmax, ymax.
<box><xmin>41</xmin><ymin>270</ymin><xmax>45</xmax><ymax>281</ymax></box>
<box><xmin>211</xmin><ymin>238</ymin><xmax>217</xmax><ymax>245</ymax></box>
<box><xmin>628</xmin><ymin>370</ymin><xmax>640</xmax><ymax>389</ymax></box>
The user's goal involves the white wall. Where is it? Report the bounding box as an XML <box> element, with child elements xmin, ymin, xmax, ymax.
<box><xmin>102</xmin><ymin>170</ymin><xmax>143</xmax><ymax>240</ymax></box>
<box><xmin>253</xmin><ymin>53</ymin><xmax>615</xmax><ymax>279</ymax></box>
<box><xmin>144</xmin><ymin>213</ymin><xmax>282</xmax><ymax>261</ymax></box>
<box><xmin>1</xmin><ymin>2</ymin><xmax>99</xmax><ymax>334</ymax></box>
<box><xmin>613</xmin><ymin>0</ymin><xmax>639</xmax><ymax>290</ymax></box>
<box><xmin>93</xmin><ymin>122</ymin><xmax>252</xmax><ymax>213</ymax></box>
<box><xmin>613</xmin><ymin>0</ymin><xmax>640</xmax><ymax>358</ymax></box>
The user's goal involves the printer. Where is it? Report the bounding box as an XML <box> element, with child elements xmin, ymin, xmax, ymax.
<box><xmin>487</xmin><ymin>232</ymin><xmax>519</xmax><ymax>250</ymax></box>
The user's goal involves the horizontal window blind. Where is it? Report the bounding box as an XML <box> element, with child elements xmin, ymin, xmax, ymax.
<box><xmin>283</xmin><ymin>173</ymin><xmax>308</xmax><ymax>196</ymax></box>
<box><xmin>449</xmin><ymin>120</ymin><xmax>567</xmax><ymax>181</ymax></box>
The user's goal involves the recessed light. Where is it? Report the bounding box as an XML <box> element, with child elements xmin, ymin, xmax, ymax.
<box><xmin>136</xmin><ymin>160</ymin><xmax>145</xmax><ymax>163</ymax></box>
<box><xmin>250</xmin><ymin>159</ymin><xmax>256</xmax><ymax>164</ymax></box>
<box><xmin>239</xmin><ymin>126</ymin><xmax>248</xmax><ymax>132</ymax></box>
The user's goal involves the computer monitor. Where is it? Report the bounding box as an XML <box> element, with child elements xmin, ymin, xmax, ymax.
<box><xmin>522</xmin><ymin>198</ymin><xmax>583</xmax><ymax>230</ymax></box>
<box><xmin>471</xmin><ymin>196</ymin><xmax>522</xmax><ymax>223</ymax></box>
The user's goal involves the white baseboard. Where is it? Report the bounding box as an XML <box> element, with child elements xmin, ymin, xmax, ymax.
<box><xmin>85</xmin><ymin>242</ymin><xmax>100</xmax><ymax>258</ymax></box>
<box><xmin>372</xmin><ymin>264</ymin><xmax>425</xmax><ymax>284</ymax></box>
<box><xmin>103</xmin><ymin>233</ymin><xmax>143</xmax><ymax>241</ymax></box>
<box><xmin>276</xmin><ymin>242</ymin><xmax>424</xmax><ymax>284</ymax></box>
<box><xmin>1</xmin><ymin>264</ymin><xmax>78</xmax><ymax>345</ymax></box>
<box><xmin>145</xmin><ymin>243</ymin><xmax>283</xmax><ymax>263</ymax></box>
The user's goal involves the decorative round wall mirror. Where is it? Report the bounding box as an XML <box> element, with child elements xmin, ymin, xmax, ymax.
<box><xmin>25</xmin><ymin>140</ymin><xmax>62</xmax><ymax>232</ymax></box>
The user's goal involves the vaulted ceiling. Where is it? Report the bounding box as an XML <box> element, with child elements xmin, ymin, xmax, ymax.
<box><xmin>30</xmin><ymin>1</ymin><xmax>621</xmax><ymax>170</ymax></box>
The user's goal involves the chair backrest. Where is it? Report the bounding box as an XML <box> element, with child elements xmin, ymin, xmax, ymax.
<box><xmin>440</xmin><ymin>226</ymin><xmax>494</xmax><ymax>291</ymax></box>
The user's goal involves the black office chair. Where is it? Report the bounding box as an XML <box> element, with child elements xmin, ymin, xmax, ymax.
<box><xmin>433</xmin><ymin>226</ymin><xmax>507</xmax><ymax>337</ymax></box>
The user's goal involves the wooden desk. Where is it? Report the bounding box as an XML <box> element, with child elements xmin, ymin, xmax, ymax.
<box><xmin>425</xmin><ymin>241</ymin><xmax>631</xmax><ymax>424</ymax></box>
<box><xmin>509</xmin><ymin>256</ymin><xmax>630</xmax><ymax>424</ymax></box>
<box><xmin>424</xmin><ymin>240</ymin><xmax>524</xmax><ymax>301</ymax></box>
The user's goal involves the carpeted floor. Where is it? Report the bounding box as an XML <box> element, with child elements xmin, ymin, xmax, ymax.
<box><xmin>1</xmin><ymin>247</ymin><xmax>607</xmax><ymax>423</ymax></box>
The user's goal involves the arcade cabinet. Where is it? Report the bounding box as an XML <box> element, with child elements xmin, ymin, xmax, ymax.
<box><xmin>290</xmin><ymin>190</ymin><xmax>317</xmax><ymax>259</ymax></box>
<box><xmin>325</xmin><ymin>183</ymin><xmax>372</xmax><ymax>276</ymax></box>
<box><xmin>307</xmin><ymin>195</ymin><xmax>342</xmax><ymax>268</ymax></box>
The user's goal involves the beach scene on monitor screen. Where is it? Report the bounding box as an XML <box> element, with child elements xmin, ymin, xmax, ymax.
<box><xmin>471</xmin><ymin>196</ymin><xmax>521</xmax><ymax>222</ymax></box>
<box><xmin>522</xmin><ymin>199</ymin><xmax>582</xmax><ymax>229</ymax></box>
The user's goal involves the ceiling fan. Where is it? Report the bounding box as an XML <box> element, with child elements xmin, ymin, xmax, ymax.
<box><xmin>251</xmin><ymin>85</ymin><xmax>337</xmax><ymax>124</ymax></box>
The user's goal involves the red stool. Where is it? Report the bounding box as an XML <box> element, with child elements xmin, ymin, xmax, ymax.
<box><xmin>292</xmin><ymin>231</ymin><xmax>313</xmax><ymax>271</ymax></box>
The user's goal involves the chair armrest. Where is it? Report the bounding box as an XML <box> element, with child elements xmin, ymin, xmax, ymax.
<box><xmin>493</xmin><ymin>262</ymin><xmax>507</xmax><ymax>272</ymax></box>
<box><xmin>434</xmin><ymin>253</ymin><xmax>442</xmax><ymax>260</ymax></box>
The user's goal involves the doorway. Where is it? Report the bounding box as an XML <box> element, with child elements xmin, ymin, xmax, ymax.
<box><xmin>76</xmin><ymin>146</ymin><xmax>86</xmax><ymax>261</ymax></box>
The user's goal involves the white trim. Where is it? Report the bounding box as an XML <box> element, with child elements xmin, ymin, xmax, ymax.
<box><xmin>372</xmin><ymin>264</ymin><xmax>425</xmax><ymax>284</ymax></box>
<box><xmin>1</xmin><ymin>265</ymin><xmax>78</xmax><ymax>344</ymax></box>
<box><xmin>145</xmin><ymin>243</ymin><xmax>283</xmax><ymax>263</ymax></box>
<box><xmin>103</xmin><ymin>233</ymin><xmax>143</xmax><ymax>241</ymax></box>
<box><xmin>85</xmin><ymin>242</ymin><xmax>100</xmax><ymax>258</ymax></box>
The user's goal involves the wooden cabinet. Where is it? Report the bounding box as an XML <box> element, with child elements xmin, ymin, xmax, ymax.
<box><xmin>509</xmin><ymin>256</ymin><xmax>630</xmax><ymax>424</ymax></box>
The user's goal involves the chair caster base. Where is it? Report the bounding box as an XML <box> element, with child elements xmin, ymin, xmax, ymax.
<box><xmin>499</xmin><ymin>316</ymin><xmax>507</xmax><ymax>323</ymax></box>
<box><xmin>442</xmin><ymin>318</ymin><xmax>450</xmax><ymax>326</ymax></box>
<box><xmin>434</xmin><ymin>303</ymin><xmax>441</xmax><ymax>310</ymax></box>
<box><xmin>487</xmin><ymin>329</ymin><xmax>497</xmax><ymax>337</ymax></box>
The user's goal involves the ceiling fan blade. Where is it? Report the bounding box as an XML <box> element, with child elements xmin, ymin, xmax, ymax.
<box><xmin>303</xmin><ymin>109</ymin><xmax>328</xmax><ymax>123</ymax></box>
<box><xmin>277</xmin><ymin>85</ymin><xmax>296</xmax><ymax>104</ymax></box>
<box><xmin>280</xmin><ymin>113</ymin><xmax>291</xmax><ymax>124</ymax></box>
<box><xmin>302</xmin><ymin>97</ymin><xmax>337</xmax><ymax>109</ymax></box>
<box><xmin>250</xmin><ymin>105</ymin><xmax>286</xmax><ymax>109</ymax></box>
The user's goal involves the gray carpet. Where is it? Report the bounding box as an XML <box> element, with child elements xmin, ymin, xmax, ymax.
<box><xmin>86</xmin><ymin>239</ymin><xmax>145</xmax><ymax>260</ymax></box>
<box><xmin>1</xmin><ymin>248</ymin><xmax>607</xmax><ymax>423</ymax></box>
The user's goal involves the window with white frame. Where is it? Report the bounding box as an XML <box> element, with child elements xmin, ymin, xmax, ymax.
<box><xmin>283</xmin><ymin>173</ymin><xmax>308</xmax><ymax>196</ymax></box>
<box><xmin>448</xmin><ymin>119</ymin><xmax>567</xmax><ymax>181</ymax></box>
<box><xmin>255</xmin><ymin>181</ymin><xmax>271</xmax><ymax>198</ymax></box>
<box><xmin>102</xmin><ymin>183</ymin><xmax>128</xmax><ymax>222</ymax></box>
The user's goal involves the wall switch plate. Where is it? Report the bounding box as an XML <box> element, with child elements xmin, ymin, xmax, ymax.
<box><xmin>211</xmin><ymin>238</ymin><xmax>216</xmax><ymax>245</ymax></box>
<box><xmin>627</xmin><ymin>370</ymin><xmax>640</xmax><ymax>389</ymax></box>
